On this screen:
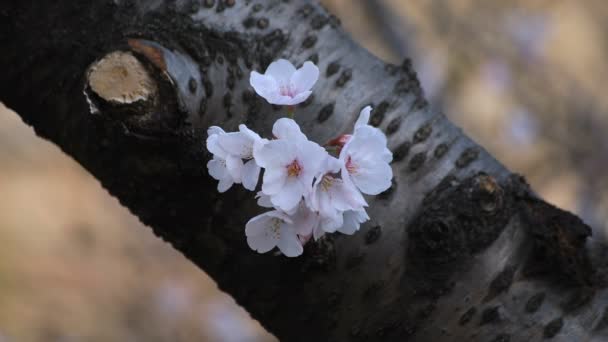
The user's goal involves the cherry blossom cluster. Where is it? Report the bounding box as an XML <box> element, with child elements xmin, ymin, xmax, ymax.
<box><xmin>206</xmin><ymin>59</ymin><xmax>393</xmax><ymax>257</ymax></box>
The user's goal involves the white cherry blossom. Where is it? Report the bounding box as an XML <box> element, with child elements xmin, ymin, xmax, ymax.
<box><xmin>308</xmin><ymin>157</ymin><xmax>367</xmax><ymax>233</ymax></box>
<box><xmin>245</xmin><ymin>210</ymin><xmax>303</xmax><ymax>257</ymax></box>
<box><xmin>338</xmin><ymin>209</ymin><xmax>370</xmax><ymax>235</ymax></box>
<box><xmin>250</xmin><ymin>59</ymin><xmax>319</xmax><ymax>106</ymax></box>
<box><xmin>216</xmin><ymin>124</ymin><xmax>265</xmax><ymax>191</ymax></box>
<box><xmin>311</xmin><ymin>208</ymin><xmax>370</xmax><ymax>240</ymax></box>
<box><xmin>210</xmin><ymin>59</ymin><xmax>396</xmax><ymax>258</ymax></box>
<box><xmin>254</xmin><ymin>119</ymin><xmax>328</xmax><ymax>212</ymax></box>
<box><xmin>340</xmin><ymin>108</ymin><xmax>393</xmax><ymax>195</ymax></box>
<box><xmin>206</xmin><ymin>126</ymin><xmax>243</xmax><ymax>192</ymax></box>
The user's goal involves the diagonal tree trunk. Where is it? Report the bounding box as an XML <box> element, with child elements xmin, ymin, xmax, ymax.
<box><xmin>1</xmin><ymin>1</ymin><xmax>607</xmax><ymax>341</ymax></box>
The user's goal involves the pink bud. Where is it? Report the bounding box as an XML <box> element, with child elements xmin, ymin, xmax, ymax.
<box><xmin>326</xmin><ymin>134</ymin><xmax>352</xmax><ymax>149</ymax></box>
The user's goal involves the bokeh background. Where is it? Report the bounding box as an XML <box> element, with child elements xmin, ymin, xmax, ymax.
<box><xmin>1</xmin><ymin>1</ymin><xmax>606</xmax><ymax>341</ymax></box>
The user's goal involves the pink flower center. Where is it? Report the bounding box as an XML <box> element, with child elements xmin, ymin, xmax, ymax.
<box><xmin>346</xmin><ymin>156</ymin><xmax>357</xmax><ymax>175</ymax></box>
<box><xmin>286</xmin><ymin>159</ymin><xmax>303</xmax><ymax>177</ymax></box>
<box><xmin>279</xmin><ymin>84</ymin><xmax>296</xmax><ymax>98</ymax></box>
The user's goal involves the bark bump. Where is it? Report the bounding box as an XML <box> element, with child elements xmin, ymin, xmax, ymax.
<box><xmin>87</xmin><ymin>51</ymin><xmax>157</xmax><ymax>107</ymax></box>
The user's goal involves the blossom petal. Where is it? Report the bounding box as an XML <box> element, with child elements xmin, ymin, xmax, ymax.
<box><xmin>247</xmin><ymin>235</ymin><xmax>277</xmax><ymax>254</ymax></box>
<box><xmin>239</xmin><ymin>124</ymin><xmax>262</xmax><ymax>141</ymax></box>
<box><xmin>338</xmin><ymin>209</ymin><xmax>369</xmax><ymax>235</ymax></box>
<box><xmin>265</xmin><ymin>59</ymin><xmax>296</xmax><ymax>85</ymax></box>
<box><xmin>350</xmin><ymin>125</ymin><xmax>389</xmax><ymax>155</ymax></box>
<box><xmin>217</xmin><ymin>177</ymin><xmax>233</xmax><ymax>193</ymax></box>
<box><xmin>246</xmin><ymin>211</ymin><xmax>291</xmax><ymax>236</ymax></box>
<box><xmin>297</xmin><ymin>140</ymin><xmax>327</xmax><ymax>183</ymax></box>
<box><xmin>207</xmin><ymin>126</ymin><xmax>225</xmax><ymax>137</ymax></box>
<box><xmin>256</xmin><ymin>192</ymin><xmax>274</xmax><ymax>208</ymax></box>
<box><xmin>291</xmin><ymin>61</ymin><xmax>319</xmax><ymax>93</ymax></box>
<box><xmin>352</xmin><ymin>162</ymin><xmax>393</xmax><ymax>195</ymax></box>
<box><xmin>262</xmin><ymin>168</ymin><xmax>287</xmax><ymax>195</ymax></box>
<box><xmin>260</xmin><ymin>93</ymin><xmax>299</xmax><ymax>106</ymax></box>
<box><xmin>242</xmin><ymin>159</ymin><xmax>260</xmax><ymax>191</ymax></box>
<box><xmin>218</xmin><ymin>132</ymin><xmax>253</xmax><ymax>158</ymax></box>
<box><xmin>207</xmin><ymin>158</ymin><xmax>227</xmax><ymax>180</ymax></box>
<box><xmin>254</xmin><ymin>140</ymin><xmax>295</xmax><ymax>168</ymax></box>
<box><xmin>270</xmin><ymin>178</ymin><xmax>303</xmax><ymax>212</ymax></box>
<box><xmin>332</xmin><ymin>180</ymin><xmax>367</xmax><ymax>211</ymax></box>
<box><xmin>322</xmin><ymin>156</ymin><xmax>343</xmax><ymax>175</ymax></box>
<box><xmin>245</xmin><ymin>214</ymin><xmax>271</xmax><ymax>236</ymax></box>
<box><xmin>288</xmin><ymin>203</ymin><xmax>318</xmax><ymax>236</ymax></box>
<box><xmin>207</xmin><ymin>158</ymin><xmax>235</xmax><ymax>193</ymax></box>
<box><xmin>319</xmin><ymin>212</ymin><xmax>343</xmax><ymax>233</ymax></box>
<box><xmin>225</xmin><ymin>155</ymin><xmax>243</xmax><ymax>183</ymax></box>
<box><xmin>288</xmin><ymin>90</ymin><xmax>313</xmax><ymax>105</ymax></box>
<box><xmin>206</xmin><ymin>134</ymin><xmax>227</xmax><ymax>158</ymax></box>
<box><xmin>272</xmin><ymin>118</ymin><xmax>307</xmax><ymax>141</ymax></box>
<box><xmin>249</xmin><ymin>72</ymin><xmax>278</xmax><ymax>98</ymax></box>
<box><xmin>355</xmin><ymin>106</ymin><xmax>372</xmax><ymax>128</ymax></box>
<box><xmin>277</xmin><ymin>226</ymin><xmax>303</xmax><ymax>257</ymax></box>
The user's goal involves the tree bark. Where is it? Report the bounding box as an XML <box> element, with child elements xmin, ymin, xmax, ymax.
<box><xmin>1</xmin><ymin>1</ymin><xmax>607</xmax><ymax>341</ymax></box>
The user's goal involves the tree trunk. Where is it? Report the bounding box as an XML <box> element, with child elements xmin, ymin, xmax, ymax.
<box><xmin>1</xmin><ymin>1</ymin><xmax>607</xmax><ymax>341</ymax></box>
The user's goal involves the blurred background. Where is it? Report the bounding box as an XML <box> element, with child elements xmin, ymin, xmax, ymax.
<box><xmin>1</xmin><ymin>1</ymin><xmax>607</xmax><ymax>341</ymax></box>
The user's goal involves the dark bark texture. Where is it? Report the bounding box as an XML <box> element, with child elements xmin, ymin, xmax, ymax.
<box><xmin>2</xmin><ymin>1</ymin><xmax>608</xmax><ymax>341</ymax></box>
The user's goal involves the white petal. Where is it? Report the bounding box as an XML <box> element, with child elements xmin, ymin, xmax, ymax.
<box><xmin>265</xmin><ymin>59</ymin><xmax>296</xmax><ymax>85</ymax></box>
<box><xmin>270</xmin><ymin>178</ymin><xmax>303</xmax><ymax>212</ymax></box>
<box><xmin>206</xmin><ymin>134</ymin><xmax>227</xmax><ymax>158</ymax></box>
<box><xmin>332</xmin><ymin>179</ymin><xmax>367</xmax><ymax>211</ymax></box>
<box><xmin>217</xmin><ymin>132</ymin><xmax>252</xmax><ymax>158</ymax></box>
<box><xmin>242</xmin><ymin>159</ymin><xmax>261</xmax><ymax>191</ymax></box>
<box><xmin>239</xmin><ymin>124</ymin><xmax>262</xmax><ymax>141</ymax></box>
<box><xmin>252</xmin><ymin>137</ymin><xmax>269</xmax><ymax>159</ymax></box>
<box><xmin>297</xmin><ymin>140</ymin><xmax>327</xmax><ymax>183</ymax></box>
<box><xmin>319</xmin><ymin>212</ymin><xmax>343</xmax><ymax>233</ymax></box>
<box><xmin>277</xmin><ymin>226</ymin><xmax>303</xmax><ymax>257</ymax></box>
<box><xmin>338</xmin><ymin>209</ymin><xmax>369</xmax><ymax>235</ymax></box>
<box><xmin>260</xmin><ymin>93</ymin><xmax>299</xmax><ymax>106</ymax></box>
<box><xmin>256</xmin><ymin>192</ymin><xmax>274</xmax><ymax>208</ymax></box>
<box><xmin>353</xmin><ymin>162</ymin><xmax>393</xmax><ymax>195</ymax></box>
<box><xmin>225</xmin><ymin>155</ymin><xmax>243</xmax><ymax>183</ymax></box>
<box><xmin>249</xmin><ymin>72</ymin><xmax>278</xmax><ymax>97</ymax></box>
<box><xmin>322</xmin><ymin>156</ymin><xmax>343</xmax><ymax>175</ymax></box>
<box><xmin>351</xmin><ymin>162</ymin><xmax>393</xmax><ymax>195</ymax></box>
<box><xmin>272</xmin><ymin>118</ymin><xmax>307</xmax><ymax>141</ymax></box>
<box><xmin>253</xmin><ymin>140</ymin><xmax>295</xmax><ymax>168</ymax></box>
<box><xmin>207</xmin><ymin>126</ymin><xmax>225</xmax><ymax>137</ymax></box>
<box><xmin>262</xmin><ymin>168</ymin><xmax>287</xmax><ymax>195</ymax></box>
<box><xmin>381</xmin><ymin>149</ymin><xmax>393</xmax><ymax>163</ymax></box>
<box><xmin>291</xmin><ymin>61</ymin><xmax>319</xmax><ymax>93</ymax></box>
<box><xmin>289</xmin><ymin>203</ymin><xmax>318</xmax><ymax>236</ymax></box>
<box><xmin>287</xmin><ymin>90</ymin><xmax>312</xmax><ymax>105</ymax></box>
<box><xmin>245</xmin><ymin>211</ymin><xmax>291</xmax><ymax>236</ymax></box>
<box><xmin>350</xmin><ymin>125</ymin><xmax>389</xmax><ymax>157</ymax></box>
<box><xmin>247</xmin><ymin>235</ymin><xmax>277</xmax><ymax>254</ymax></box>
<box><xmin>207</xmin><ymin>158</ymin><xmax>228</xmax><ymax>181</ymax></box>
<box><xmin>217</xmin><ymin>177</ymin><xmax>233</xmax><ymax>193</ymax></box>
<box><xmin>355</xmin><ymin>106</ymin><xmax>372</xmax><ymax>129</ymax></box>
